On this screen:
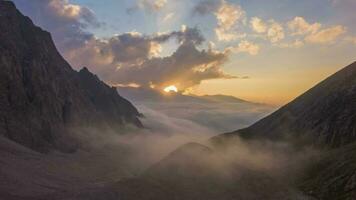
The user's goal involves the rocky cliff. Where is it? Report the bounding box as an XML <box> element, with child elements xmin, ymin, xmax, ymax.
<box><xmin>0</xmin><ymin>1</ymin><xmax>142</xmax><ymax>153</ymax></box>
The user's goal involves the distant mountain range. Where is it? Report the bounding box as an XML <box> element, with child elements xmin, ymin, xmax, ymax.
<box><xmin>0</xmin><ymin>1</ymin><xmax>355</xmax><ymax>200</ymax></box>
<box><xmin>0</xmin><ymin>1</ymin><xmax>142</xmax><ymax>153</ymax></box>
<box><xmin>117</xmin><ymin>86</ymin><xmax>273</xmax><ymax>133</ymax></box>
<box><xmin>118</xmin><ymin>86</ymin><xmax>251</xmax><ymax>104</ymax></box>
<box><xmin>105</xmin><ymin>61</ymin><xmax>356</xmax><ymax>200</ymax></box>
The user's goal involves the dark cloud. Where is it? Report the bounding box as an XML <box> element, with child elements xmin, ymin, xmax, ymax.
<box><xmin>193</xmin><ymin>0</ymin><xmax>221</xmax><ymax>15</ymax></box>
<box><xmin>12</xmin><ymin>0</ymin><xmax>236</xmax><ymax>91</ymax></box>
<box><xmin>109</xmin><ymin>41</ymin><xmax>234</xmax><ymax>90</ymax></box>
<box><xmin>12</xmin><ymin>0</ymin><xmax>99</xmax><ymax>52</ymax></box>
<box><xmin>101</xmin><ymin>27</ymin><xmax>205</xmax><ymax>64</ymax></box>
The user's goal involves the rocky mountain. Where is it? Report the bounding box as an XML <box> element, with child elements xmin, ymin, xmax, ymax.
<box><xmin>0</xmin><ymin>1</ymin><xmax>142</xmax><ymax>153</ymax></box>
<box><xmin>216</xmin><ymin>61</ymin><xmax>356</xmax><ymax>147</ymax></box>
<box><xmin>211</xmin><ymin>62</ymin><xmax>356</xmax><ymax>200</ymax></box>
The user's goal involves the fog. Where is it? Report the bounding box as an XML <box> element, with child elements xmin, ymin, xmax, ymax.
<box><xmin>70</xmin><ymin>99</ymin><xmax>317</xmax><ymax>184</ymax></box>
<box><xmin>0</xmin><ymin>97</ymin><xmax>318</xmax><ymax>199</ymax></box>
<box><xmin>69</xmin><ymin>107</ymin><xmax>318</xmax><ymax>199</ymax></box>
<box><xmin>66</xmin><ymin>99</ymin><xmax>319</xmax><ymax>199</ymax></box>
<box><xmin>73</xmin><ymin>99</ymin><xmax>275</xmax><ymax>168</ymax></box>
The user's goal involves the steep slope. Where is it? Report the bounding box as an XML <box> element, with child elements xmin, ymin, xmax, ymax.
<box><xmin>212</xmin><ymin>62</ymin><xmax>356</xmax><ymax>200</ymax></box>
<box><xmin>0</xmin><ymin>1</ymin><xmax>142</xmax><ymax>153</ymax></box>
<box><xmin>299</xmin><ymin>142</ymin><xmax>356</xmax><ymax>200</ymax></box>
<box><xmin>56</xmin><ymin>142</ymin><xmax>312</xmax><ymax>200</ymax></box>
<box><xmin>217</xmin><ymin>62</ymin><xmax>356</xmax><ymax>147</ymax></box>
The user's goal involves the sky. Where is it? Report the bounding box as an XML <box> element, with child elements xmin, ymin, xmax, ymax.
<box><xmin>11</xmin><ymin>0</ymin><xmax>356</xmax><ymax>105</ymax></box>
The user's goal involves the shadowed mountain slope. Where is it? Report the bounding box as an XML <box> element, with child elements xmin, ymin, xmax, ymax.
<box><xmin>211</xmin><ymin>62</ymin><xmax>356</xmax><ymax>199</ymax></box>
<box><xmin>216</xmin><ymin>62</ymin><xmax>356</xmax><ymax>147</ymax></box>
<box><xmin>0</xmin><ymin>1</ymin><xmax>142</xmax><ymax>153</ymax></box>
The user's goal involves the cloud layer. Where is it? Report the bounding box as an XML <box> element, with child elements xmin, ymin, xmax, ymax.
<box><xmin>12</xmin><ymin>0</ymin><xmax>238</xmax><ymax>92</ymax></box>
<box><xmin>192</xmin><ymin>0</ymin><xmax>350</xmax><ymax>48</ymax></box>
<box><xmin>13</xmin><ymin>0</ymin><xmax>99</xmax><ymax>52</ymax></box>
<box><xmin>64</xmin><ymin>26</ymin><xmax>234</xmax><ymax>90</ymax></box>
<box><xmin>12</xmin><ymin>0</ymin><xmax>354</xmax><ymax>93</ymax></box>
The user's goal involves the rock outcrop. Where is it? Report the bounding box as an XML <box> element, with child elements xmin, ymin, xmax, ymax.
<box><xmin>0</xmin><ymin>1</ymin><xmax>142</xmax><ymax>153</ymax></box>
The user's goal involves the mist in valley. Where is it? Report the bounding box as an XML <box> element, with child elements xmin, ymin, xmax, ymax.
<box><xmin>1</xmin><ymin>0</ymin><xmax>355</xmax><ymax>199</ymax></box>
<box><xmin>52</xmin><ymin>101</ymin><xmax>319</xmax><ymax>200</ymax></box>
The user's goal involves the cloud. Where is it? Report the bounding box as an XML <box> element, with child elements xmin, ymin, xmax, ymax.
<box><xmin>110</xmin><ymin>41</ymin><xmax>235</xmax><ymax>90</ymax></box>
<box><xmin>305</xmin><ymin>25</ymin><xmax>346</xmax><ymax>44</ymax></box>
<box><xmin>287</xmin><ymin>17</ymin><xmax>321</xmax><ymax>35</ymax></box>
<box><xmin>215</xmin><ymin>29</ymin><xmax>246</xmax><ymax>41</ymax></box>
<box><xmin>267</xmin><ymin>20</ymin><xmax>285</xmax><ymax>43</ymax></box>
<box><xmin>77</xmin><ymin>98</ymin><xmax>274</xmax><ymax>168</ymax></box>
<box><xmin>214</xmin><ymin>0</ymin><xmax>246</xmax><ymax>41</ymax></box>
<box><xmin>162</xmin><ymin>12</ymin><xmax>175</xmax><ymax>23</ymax></box>
<box><xmin>193</xmin><ymin>0</ymin><xmax>221</xmax><ymax>15</ymax></box>
<box><xmin>128</xmin><ymin>0</ymin><xmax>168</xmax><ymax>13</ymax></box>
<box><xmin>345</xmin><ymin>36</ymin><xmax>356</xmax><ymax>45</ymax></box>
<box><xmin>250</xmin><ymin>16</ymin><xmax>347</xmax><ymax>47</ymax></box>
<box><xmin>277</xmin><ymin>40</ymin><xmax>304</xmax><ymax>49</ymax></box>
<box><xmin>250</xmin><ymin>17</ymin><xmax>267</xmax><ymax>33</ymax></box>
<box><xmin>12</xmin><ymin>0</ymin><xmax>237</xmax><ymax>92</ymax></box>
<box><xmin>193</xmin><ymin>0</ymin><xmax>246</xmax><ymax>41</ymax></box>
<box><xmin>228</xmin><ymin>40</ymin><xmax>260</xmax><ymax>55</ymax></box>
<box><xmin>249</xmin><ymin>18</ymin><xmax>285</xmax><ymax>43</ymax></box>
<box><xmin>118</xmin><ymin>90</ymin><xmax>275</xmax><ymax>133</ymax></box>
<box><xmin>12</xmin><ymin>0</ymin><xmax>99</xmax><ymax>52</ymax></box>
<box><xmin>214</xmin><ymin>1</ymin><xmax>245</xmax><ymax>31</ymax></box>
<box><xmin>64</xmin><ymin>26</ymin><xmax>223</xmax><ymax>90</ymax></box>
<box><xmin>287</xmin><ymin>17</ymin><xmax>346</xmax><ymax>45</ymax></box>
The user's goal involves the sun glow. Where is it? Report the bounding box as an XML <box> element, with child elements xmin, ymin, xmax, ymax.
<box><xmin>163</xmin><ymin>85</ymin><xmax>178</xmax><ymax>93</ymax></box>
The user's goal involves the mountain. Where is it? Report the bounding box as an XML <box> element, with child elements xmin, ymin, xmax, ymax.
<box><xmin>215</xmin><ymin>62</ymin><xmax>356</xmax><ymax>147</ymax></box>
<box><xmin>0</xmin><ymin>1</ymin><xmax>142</xmax><ymax>153</ymax></box>
<box><xmin>117</xmin><ymin>86</ymin><xmax>273</xmax><ymax>133</ymax></box>
<box><xmin>118</xmin><ymin>86</ymin><xmax>250</xmax><ymax>104</ymax></box>
<box><xmin>211</xmin><ymin>62</ymin><xmax>356</xmax><ymax>199</ymax></box>
<box><xmin>58</xmin><ymin>142</ymin><xmax>308</xmax><ymax>200</ymax></box>
<box><xmin>199</xmin><ymin>94</ymin><xmax>248</xmax><ymax>103</ymax></box>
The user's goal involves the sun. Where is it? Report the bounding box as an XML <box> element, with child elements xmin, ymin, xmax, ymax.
<box><xmin>163</xmin><ymin>85</ymin><xmax>178</xmax><ymax>93</ymax></box>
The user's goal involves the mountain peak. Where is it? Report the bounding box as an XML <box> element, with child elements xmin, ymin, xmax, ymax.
<box><xmin>79</xmin><ymin>66</ymin><xmax>90</xmax><ymax>73</ymax></box>
<box><xmin>0</xmin><ymin>1</ymin><xmax>142</xmax><ymax>152</ymax></box>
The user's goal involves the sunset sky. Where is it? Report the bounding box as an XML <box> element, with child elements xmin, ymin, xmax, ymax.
<box><xmin>12</xmin><ymin>0</ymin><xmax>356</xmax><ymax>105</ymax></box>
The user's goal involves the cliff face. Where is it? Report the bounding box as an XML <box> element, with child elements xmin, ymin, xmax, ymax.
<box><xmin>216</xmin><ymin>62</ymin><xmax>356</xmax><ymax>147</ymax></box>
<box><xmin>0</xmin><ymin>1</ymin><xmax>142</xmax><ymax>152</ymax></box>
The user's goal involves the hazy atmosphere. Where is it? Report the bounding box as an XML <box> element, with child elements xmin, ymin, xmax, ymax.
<box><xmin>0</xmin><ymin>0</ymin><xmax>355</xmax><ymax>200</ymax></box>
<box><xmin>12</xmin><ymin>0</ymin><xmax>356</xmax><ymax>105</ymax></box>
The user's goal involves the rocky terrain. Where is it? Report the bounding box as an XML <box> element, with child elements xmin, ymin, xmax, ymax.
<box><xmin>0</xmin><ymin>1</ymin><xmax>142</xmax><ymax>153</ymax></box>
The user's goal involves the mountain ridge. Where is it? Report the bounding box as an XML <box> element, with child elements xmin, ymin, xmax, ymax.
<box><xmin>117</xmin><ymin>86</ymin><xmax>257</xmax><ymax>104</ymax></box>
<box><xmin>0</xmin><ymin>1</ymin><xmax>142</xmax><ymax>153</ymax></box>
<box><xmin>214</xmin><ymin>61</ymin><xmax>356</xmax><ymax>147</ymax></box>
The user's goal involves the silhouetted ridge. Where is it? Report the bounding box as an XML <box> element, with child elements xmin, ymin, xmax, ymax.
<box><xmin>216</xmin><ymin>61</ymin><xmax>356</xmax><ymax>147</ymax></box>
<box><xmin>0</xmin><ymin>1</ymin><xmax>142</xmax><ymax>152</ymax></box>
